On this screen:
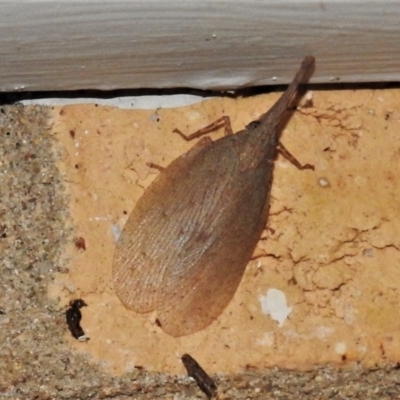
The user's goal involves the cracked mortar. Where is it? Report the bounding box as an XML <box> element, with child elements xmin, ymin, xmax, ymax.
<box><xmin>2</xmin><ymin>88</ymin><xmax>400</xmax><ymax>399</ymax></box>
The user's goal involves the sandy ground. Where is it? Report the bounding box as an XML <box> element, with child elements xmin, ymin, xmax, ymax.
<box><xmin>2</xmin><ymin>87</ymin><xmax>400</xmax><ymax>398</ymax></box>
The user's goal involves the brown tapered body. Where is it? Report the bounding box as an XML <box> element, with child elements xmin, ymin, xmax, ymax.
<box><xmin>113</xmin><ymin>56</ymin><xmax>315</xmax><ymax>337</ymax></box>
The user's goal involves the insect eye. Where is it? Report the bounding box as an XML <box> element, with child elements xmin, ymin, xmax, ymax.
<box><xmin>246</xmin><ymin>121</ymin><xmax>261</xmax><ymax>130</ymax></box>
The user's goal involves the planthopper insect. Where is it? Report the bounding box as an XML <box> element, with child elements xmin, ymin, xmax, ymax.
<box><xmin>113</xmin><ymin>56</ymin><xmax>315</xmax><ymax>337</ymax></box>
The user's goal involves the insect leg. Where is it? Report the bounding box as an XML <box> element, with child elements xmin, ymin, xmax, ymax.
<box><xmin>146</xmin><ymin>162</ymin><xmax>165</xmax><ymax>171</ymax></box>
<box><xmin>277</xmin><ymin>141</ymin><xmax>314</xmax><ymax>170</ymax></box>
<box><xmin>173</xmin><ymin>116</ymin><xmax>233</xmax><ymax>141</ymax></box>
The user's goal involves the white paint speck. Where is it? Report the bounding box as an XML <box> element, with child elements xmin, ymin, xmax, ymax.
<box><xmin>259</xmin><ymin>288</ymin><xmax>292</xmax><ymax>327</ymax></box>
<box><xmin>111</xmin><ymin>224</ymin><xmax>122</xmax><ymax>242</ymax></box>
<box><xmin>75</xmin><ymin>142</ymin><xmax>79</xmax><ymax>148</ymax></box>
<box><xmin>150</xmin><ymin>113</ymin><xmax>159</xmax><ymax>122</ymax></box>
<box><xmin>125</xmin><ymin>362</ymin><xmax>137</xmax><ymax>373</ymax></box>
<box><xmin>335</xmin><ymin>342</ymin><xmax>347</xmax><ymax>355</ymax></box>
<box><xmin>305</xmin><ymin>90</ymin><xmax>313</xmax><ymax>101</ymax></box>
<box><xmin>318</xmin><ymin>177</ymin><xmax>330</xmax><ymax>187</ymax></box>
<box><xmin>343</xmin><ymin>305</ymin><xmax>356</xmax><ymax>325</ymax></box>
<box><xmin>256</xmin><ymin>332</ymin><xmax>274</xmax><ymax>346</ymax></box>
<box><xmin>89</xmin><ymin>216</ymin><xmax>110</xmax><ymax>222</ymax></box>
<box><xmin>363</xmin><ymin>248</ymin><xmax>374</xmax><ymax>257</ymax></box>
<box><xmin>314</xmin><ymin>325</ymin><xmax>335</xmax><ymax>339</ymax></box>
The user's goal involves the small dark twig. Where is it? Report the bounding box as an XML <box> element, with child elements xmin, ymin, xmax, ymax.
<box><xmin>181</xmin><ymin>354</ymin><xmax>217</xmax><ymax>399</ymax></box>
<box><xmin>66</xmin><ymin>299</ymin><xmax>89</xmax><ymax>341</ymax></box>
